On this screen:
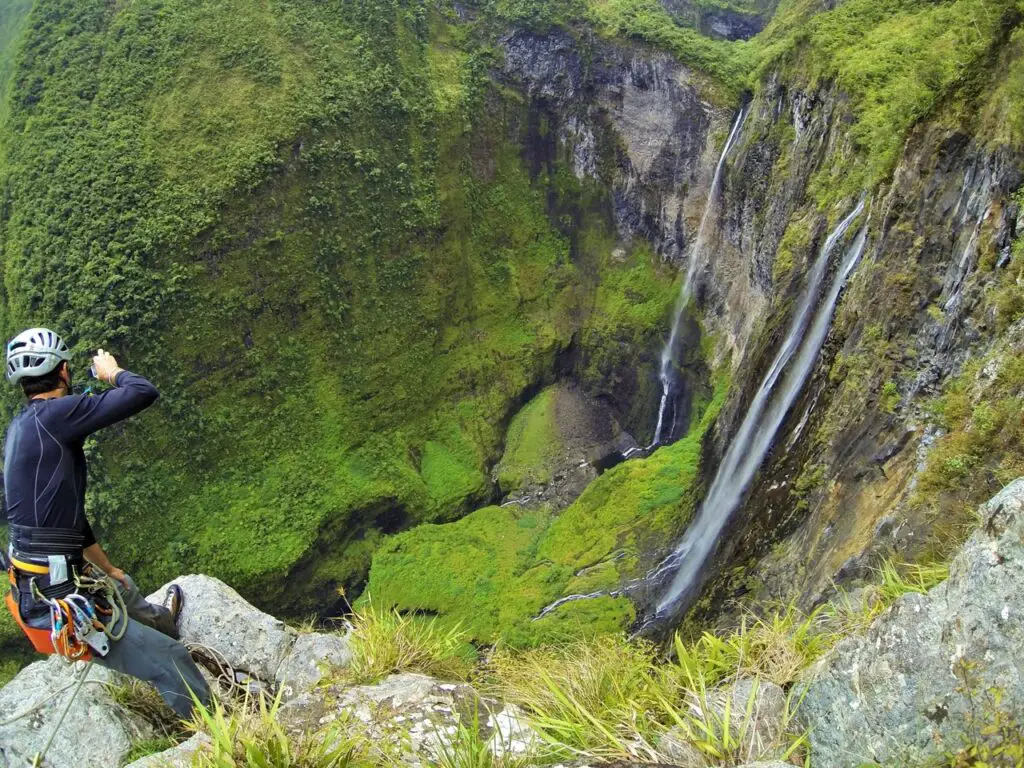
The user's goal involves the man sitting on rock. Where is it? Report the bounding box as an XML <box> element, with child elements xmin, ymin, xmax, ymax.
<box><xmin>2</xmin><ymin>328</ymin><xmax>211</xmax><ymax>718</ymax></box>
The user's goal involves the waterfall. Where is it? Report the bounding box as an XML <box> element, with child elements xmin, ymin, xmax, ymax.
<box><xmin>652</xmin><ymin>201</ymin><xmax>868</xmax><ymax>617</ymax></box>
<box><xmin>651</xmin><ymin>106</ymin><xmax>748</xmax><ymax>448</ymax></box>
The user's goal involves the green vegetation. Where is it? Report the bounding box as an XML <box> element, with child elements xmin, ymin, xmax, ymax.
<box><xmin>0</xmin><ymin>609</ymin><xmax>32</xmax><ymax>686</ymax></box>
<box><xmin>912</xmin><ymin>350</ymin><xmax>1024</xmax><ymax>557</ymax></box>
<box><xmin>483</xmin><ymin>622</ymin><xmax>810</xmax><ymax>764</ymax></box>
<box><xmin>343</xmin><ymin>604</ymin><xmax>475</xmax><ymax>685</ymax></box>
<box><xmin>192</xmin><ymin>692</ymin><xmax>373</xmax><ymax>767</ymax></box>
<box><xmin>947</xmin><ymin>660</ymin><xmax>1024</xmax><ymax>767</ymax></box>
<box><xmin>755</xmin><ymin>0</ymin><xmax>1022</xmax><ymax>197</ymax></box>
<box><xmin>582</xmin><ymin>0</ymin><xmax>754</xmax><ymax>96</ymax></box>
<box><xmin>495</xmin><ymin>387</ymin><xmax>562</xmax><ymax>492</ymax></box>
<box><xmin>364</xmin><ymin>373</ymin><xmax>730</xmax><ymax>645</ymax></box>
<box><xmin>1</xmin><ymin>0</ymin><xmax>1020</xmax><ymax>684</ymax></box>
<box><xmin>0</xmin><ymin>0</ymin><xmax>33</xmax><ymax>123</ymax></box>
<box><xmin>0</xmin><ymin>0</ymin><xmax>622</xmax><ymax>632</ymax></box>
<box><xmin>674</xmin><ymin>605</ymin><xmax>831</xmax><ymax>688</ymax></box>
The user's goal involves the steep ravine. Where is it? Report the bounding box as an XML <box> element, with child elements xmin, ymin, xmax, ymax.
<box><xmin>364</xmin><ymin>14</ymin><xmax>1024</xmax><ymax>642</ymax></box>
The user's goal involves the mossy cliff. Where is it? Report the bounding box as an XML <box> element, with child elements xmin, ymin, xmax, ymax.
<box><xmin>2</xmin><ymin>0</ymin><xmax>1024</xmax><ymax>677</ymax></box>
<box><xmin>366</xmin><ymin>0</ymin><xmax>1024</xmax><ymax>642</ymax></box>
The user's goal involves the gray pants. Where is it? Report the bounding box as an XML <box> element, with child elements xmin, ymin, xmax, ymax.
<box><xmin>92</xmin><ymin>575</ymin><xmax>211</xmax><ymax>719</ymax></box>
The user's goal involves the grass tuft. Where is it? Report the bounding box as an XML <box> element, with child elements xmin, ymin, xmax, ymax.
<box><xmin>672</xmin><ymin>605</ymin><xmax>832</xmax><ymax>689</ymax></box>
<box><xmin>433</xmin><ymin>706</ymin><xmax>537</xmax><ymax>768</ymax></box>
<box><xmin>485</xmin><ymin>635</ymin><xmax>667</xmax><ymax>762</ymax></box>
<box><xmin>485</xmin><ymin>628</ymin><xmax>812</xmax><ymax>765</ymax></box>
<box><xmin>191</xmin><ymin>691</ymin><xmax>371</xmax><ymax>767</ymax></box>
<box><xmin>343</xmin><ymin>604</ymin><xmax>474</xmax><ymax>685</ymax></box>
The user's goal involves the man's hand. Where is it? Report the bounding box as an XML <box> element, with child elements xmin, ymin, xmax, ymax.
<box><xmin>84</xmin><ymin>543</ymin><xmax>130</xmax><ymax>589</ymax></box>
<box><xmin>107</xmin><ymin>567</ymin><xmax>130</xmax><ymax>589</ymax></box>
<box><xmin>92</xmin><ymin>349</ymin><xmax>124</xmax><ymax>385</ymax></box>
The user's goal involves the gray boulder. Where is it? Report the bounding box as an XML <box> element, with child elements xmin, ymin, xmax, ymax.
<box><xmin>0</xmin><ymin>658</ymin><xmax>152</xmax><ymax>768</ymax></box>
<box><xmin>800</xmin><ymin>478</ymin><xmax>1024</xmax><ymax>766</ymax></box>
<box><xmin>275</xmin><ymin>631</ymin><xmax>352</xmax><ymax>701</ymax></box>
<box><xmin>278</xmin><ymin>672</ymin><xmax>540</xmax><ymax>765</ymax></box>
<box><xmin>124</xmin><ymin>732</ymin><xmax>212</xmax><ymax>768</ymax></box>
<box><xmin>149</xmin><ymin>574</ymin><xmax>297</xmax><ymax>684</ymax></box>
<box><xmin>657</xmin><ymin>678</ymin><xmax>788</xmax><ymax>766</ymax></box>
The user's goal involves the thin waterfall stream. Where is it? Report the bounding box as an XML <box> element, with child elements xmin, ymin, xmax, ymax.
<box><xmin>536</xmin><ymin>199</ymin><xmax>868</xmax><ymax>623</ymax></box>
<box><xmin>649</xmin><ymin>106</ymin><xmax>748</xmax><ymax>450</ymax></box>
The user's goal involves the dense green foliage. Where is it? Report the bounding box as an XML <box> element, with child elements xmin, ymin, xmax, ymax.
<box><xmin>1</xmin><ymin>0</ymin><xmax>1022</xmax><ymax>678</ymax></box>
<box><xmin>0</xmin><ymin>0</ymin><xmax>670</xmax><ymax>627</ymax></box>
<box><xmin>495</xmin><ymin>387</ymin><xmax>562</xmax><ymax>492</ymax></box>
<box><xmin>755</xmin><ymin>0</ymin><xmax>1022</xmax><ymax>196</ymax></box>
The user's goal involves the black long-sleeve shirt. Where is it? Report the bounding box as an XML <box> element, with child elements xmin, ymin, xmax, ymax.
<box><xmin>3</xmin><ymin>371</ymin><xmax>158</xmax><ymax>547</ymax></box>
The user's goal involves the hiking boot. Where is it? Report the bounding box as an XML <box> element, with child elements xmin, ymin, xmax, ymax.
<box><xmin>165</xmin><ymin>584</ymin><xmax>184</xmax><ymax>626</ymax></box>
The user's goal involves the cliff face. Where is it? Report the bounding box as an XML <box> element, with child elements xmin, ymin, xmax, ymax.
<box><xmin>379</xmin><ymin>6</ymin><xmax>1024</xmax><ymax>636</ymax></box>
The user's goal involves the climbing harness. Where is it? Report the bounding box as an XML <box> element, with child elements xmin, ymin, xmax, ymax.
<box><xmin>4</xmin><ymin>540</ymin><xmax>129</xmax><ymax>767</ymax></box>
<box><xmin>5</xmin><ymin>525</ymin><xmax>128</xmax><ymax>660</ymax></box>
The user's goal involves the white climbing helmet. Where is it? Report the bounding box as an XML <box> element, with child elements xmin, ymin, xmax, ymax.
<box><xmin>6</xmin><ymin>328</ymin><xmax>71</xmax><ymax>384</ymax></box>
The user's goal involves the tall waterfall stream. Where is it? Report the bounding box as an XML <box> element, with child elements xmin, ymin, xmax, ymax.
<box><xmin>537</xmin><ymin>199</ymin><xmax>869</xmax><ymax>623</ymax></box>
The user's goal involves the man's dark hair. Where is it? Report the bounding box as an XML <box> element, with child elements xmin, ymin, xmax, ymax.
<box><xmin>20</xmin><ymin>362</ymin><xmax>66</xmax><ymax>398</ymax></box>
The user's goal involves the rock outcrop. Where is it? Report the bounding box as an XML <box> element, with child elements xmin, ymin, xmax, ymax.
<box><xmin>279</xmin><ymin>672</ymin><xmax>539</xmax><ymax>765</ymax></box>
<box><xmin>800</xmin><ymin>479</ymin><xmax>1024</xmax><ymax>766</ymax></box>
<box><xmin>0</xmin><ymin>575</ymin><xmax>352</xmax><ymax>768</ymax></box>
<box><xmin>0</xmin><ymin>659</ymin><xmax>152</xmax><ymax>768</ymax></box>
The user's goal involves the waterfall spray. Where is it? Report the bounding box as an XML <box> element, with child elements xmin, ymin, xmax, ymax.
<box><xmin>653</xmin><ymin>202</ymin><xmax>868</xmax><ymax>616</ymax></box>
<box><xmin>652</xmin><ymin>107</ymin><xmax>748</xmax><ymax>448</ymax></box>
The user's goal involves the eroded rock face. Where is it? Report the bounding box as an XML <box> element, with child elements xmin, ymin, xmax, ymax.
<box><xmin>500</xmin><ymin>28</ymin><xmax>722</xmax><ymax>270</ymax></box>
<box><xmin>799</xmin><ymin>479</ymin><xmax>1024</xmax><ymax>766</ymax></box>
<box><xmin>0</xmin><ymin>659</ymin><xmax>152</xmax><ymax>768</ymax></box>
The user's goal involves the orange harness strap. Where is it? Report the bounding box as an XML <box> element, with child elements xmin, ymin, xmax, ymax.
<box><xmin>5</xmin><ymin>569</ymin><xmax>92</xmax><ymax>661</ymax></box>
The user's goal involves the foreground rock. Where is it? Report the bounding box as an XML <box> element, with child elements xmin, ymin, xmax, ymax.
<box><xmin>0</xmin><ymin>658</ymin><xmax>152</xmax><ymax>768</ymax></box>
<box><xmin>658</xmin><ymin>678</ymin><xmax>788</xmax><ymax>766</ymax></box>
<box><xmin>150</xmin><ymin>574</ymin><xmax>298</xmax><ymax>684</ymax></box>
<box><xmin>0</xmin><ymin>575</ymin><xmax>350</xmax><ymax>768</ymax></box>
<box><xmin>800</xmin><ymin>479</ymin><xmax>1024</xmax><ymax>766</ymax></box>
<box><xmin>125</xmin><ymin>733</ymin><xmax>212</xmax><ymax>768</ymax></box>
<box><xmin>279</xmin><ymin>672</ymin><xmax>540</xmax><ymax>765</ymax></box>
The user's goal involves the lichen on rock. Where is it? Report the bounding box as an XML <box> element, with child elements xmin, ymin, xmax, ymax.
<box><xmin>799</xmin><ymin>478</ymin><xmax>1024</xmax><ymax>766</ymax></box>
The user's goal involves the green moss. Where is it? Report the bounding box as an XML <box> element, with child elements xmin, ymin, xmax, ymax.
<box><xmin>756</xmin><ymin>0</ymin><xmax>1020</xmax><ymax>199</ymax></box>
<box><xmin>496</xmin><ymin>387</ymin><xmax>562</xmax><ymax>492</ymax></box>
<box><xmin>522</xmin><ymin>595</ymin><xmax>637</xmax><ymax>646</ymax></box>
<box><xmin>360</xmin><ymin>504</ymin><xmax>555</xmax><ymax>641</ymax></box>
<box><xmin>364</xmin><ymin>371</ymin><xmax>731</xmax><ymax>644</ymax></box>
<box><xmin>880</xmin><ymin>380</ymin><xmax>900</xmax><ymax>414</ymax></box>
<box><xmin>772</xmin><ymin>214</ymin><xmax>813</xmax><ymax>283</ymax></box>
